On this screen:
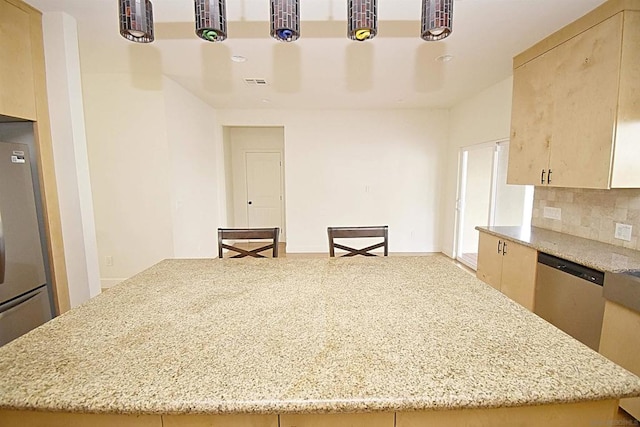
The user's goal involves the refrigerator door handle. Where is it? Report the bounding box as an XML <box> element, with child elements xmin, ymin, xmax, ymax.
<box><xmin>0</xmin><ymin>207</ymin><xmax>4</xmax><ymax>285</ymax></box>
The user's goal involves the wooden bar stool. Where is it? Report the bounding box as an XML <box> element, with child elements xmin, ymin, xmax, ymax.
<box><xmin>327</xmin><ymin>226</ymin><xmax>388</xmax><ymax>257</ymax></box>
<box><xmin>218</xmin><ymin>228</ymin><xmax>280</xmax><ymax>258</ymax></box>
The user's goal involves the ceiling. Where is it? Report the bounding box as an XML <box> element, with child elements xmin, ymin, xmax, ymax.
<box><xmin>24</xmin><ymin>0</ymin><xmax>606</xmax><ymax>110</ymax></box>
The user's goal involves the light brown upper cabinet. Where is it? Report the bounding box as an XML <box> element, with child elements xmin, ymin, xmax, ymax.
<box><xmin>508</xmin><ymin>1</ymin><xmax>640</xmax><ymax>189</ymax></box>
<box><xmin>0</xmin><ymin>0</ymin><xmax>37</xmax><ymax>120</ymax></box>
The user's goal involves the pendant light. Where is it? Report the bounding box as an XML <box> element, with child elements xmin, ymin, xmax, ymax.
<box><xmin>119</xmin><ymin>0</ymin><xmax>154</xmax><ymax>43</ymax></box>
<box><xmin>195</xmin><ymin>0</ymin><xmax>227</xmax><ymax>42</ymax></box>
<box><xmin>421</xmin><ymin>0</ymin><xmax>453</xmax><ymax>41</ymax></box>
<box><xmin>348</xmin><ymin>0</ymin><xmax>377</xmax><ymax>41</ymax></box>
<box><xmin>270</xmin><ymin>0</ymin><xmax>300</xmax><ymax>42</ymax></box>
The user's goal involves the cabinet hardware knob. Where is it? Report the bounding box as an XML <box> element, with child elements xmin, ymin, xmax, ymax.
<box><xmin>248</xmin><ymin>201</ymin><xmax>253</xmax><ymax>205</ymax></box>
<box><xmin>497</xmin><ymin>240</ymin><xmax>502</xmax><ymax>254</ymax></box>
<box><xmin>503</xmin><ymin>242</ymin><xmax>508</xmax><ymax>255</ymax></box>
<box><xmin>547</xmin><ymin>169</ymin><xmax>552</xmax><ymax>184</ymax></box>
<box><xmin>541</xmin><ymin>169</ymin><xmax>546</xmax><ymax>185</ymax></box>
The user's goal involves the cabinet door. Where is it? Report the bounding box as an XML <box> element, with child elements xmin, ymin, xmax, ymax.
<box><xmin>164</xmin><ymin>414</ymin><xmax>279</xmax><ymax>427</ymax></box>
<box><xmin>281</xmin><ymin>413</ymin><xmax>394</xmax><ymax>427</ymax></box>
<box><xmin>507</xmin><ymin>48</ymin><xmax>555</xmax><ymax>186</ymax></box>
<box><xmin>476</xmin><ymin>232</ymin><xmax>503</xmax><ymax>291</ymax></box>
<box><xmin>499</xmin><ymin>241</ymin><xmax>537</xmax><ymax>311</ymax></box>
<box><xmin>0</xmin><ymin>0</ymin><xmax>37</xmax><ymax>120</ymax></box>
<box><xmin>611</xmin><ymin>11</ymin><xmax>640</xmax><ymax>188</ymax></box>
<box><xmin>599</xmin><ymin>301</ymin><xmax>640</xmax><ymax>420</ymax></box>
<box><xmin>548</xmin><ymin>14</ymin><xmax>623</xmax><ymax>189</ymax></box>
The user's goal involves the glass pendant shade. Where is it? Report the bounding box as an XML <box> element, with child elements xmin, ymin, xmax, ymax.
<box><xmin>270</xmin><ymin>0</ymin><xmax>300</xmax><ymax>42</ymax></box>
<box><xmin>195</xmin><ymin>0</ymin><xmax>227</xmax><ymax>42</ymax></box>
<box><xmin>348</xmin><ymin>0</ymin><xmax>377</xmax><ymax>41</ymax></box>
<box><xmin>421</xmin><ymin>0</ymin><xmax>453</xmax><ymax>41</ymax></box>
<box><xmin>119</xmin><ymin>0</ymin><xmax>154</xmax><ymax>43</ymax></box>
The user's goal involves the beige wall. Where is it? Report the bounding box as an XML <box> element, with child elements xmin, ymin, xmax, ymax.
<box><xmin>82</xmin><ymin>74</ymin><xmax>221</xmax><ymax>287</ymax></box>
<box><xmin>442</xmin><ymin>77</ymin><xmax>514</xmax><ymax>258</ymax></box>
<box><xmin>41</xmin><ymin>12</ymin><xmax>101</xmax><ymax>306</ymax></box>
<box><xmin>82</xmin><ymin>73</ymin><xmax>173</xmax><ymax>286</ymax></box>
<box><xmin>532</xmin><ymin>188</ymin><xmax>640</xmax><ymax>250</ymax></box>
<box><xmin>164</xmin><ymin>77</ymin><xmax>221</xmax><ymax>258</ymax></box>
<box><xmin>217</xmin><ymin>109</ymin><xmax>448</xmax><ymax>253</ymax></box>
<box><xmin>73</xmin><ymin>45</ymin><xmax>514</xmax><ymax>280</ymax></box>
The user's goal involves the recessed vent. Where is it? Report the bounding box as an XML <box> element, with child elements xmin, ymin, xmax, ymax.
<box><xmin>243</xmin><ymin>78</ymin><xmax>268</xmax><ymax>86</ymax></box>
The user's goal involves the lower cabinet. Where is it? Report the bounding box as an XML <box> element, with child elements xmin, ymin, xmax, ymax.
<box><xmin>599</xmin><ymin>301</ymin><xmax>640</xmax><ymax>420</ymax></box>
<box><xmin>476</xmin><ymin>232</ymin><xmax>537</xmax><ymax>311</ymax></box>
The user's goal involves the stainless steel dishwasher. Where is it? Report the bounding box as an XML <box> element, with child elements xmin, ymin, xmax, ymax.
<box><xmin>534</xmin><ymin>253</ymin><xmax>606</xmax><ymax>351</ymax></box>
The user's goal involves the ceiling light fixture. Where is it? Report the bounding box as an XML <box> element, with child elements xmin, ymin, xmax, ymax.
<box><xmin>195</xmin><ymin>0</ymin><xmax>227</xmax><ymax>42</ymax></box>
<box><xmin>270</xmin><ymin>0</ymin><xmax>300</xmax><ymax>42</ymax></box>
<box><xmin>119</xmin><ymin>0</ymin><xmax>154</xmax><ymax>43</ymax></box>
<box><xmin>421</xmin><ymin>0</ymin><xmax>453</xmax><ymax>41</ymax></box>
<box><xmin>435</xmin><ymin>54</ymin><xmax>454</xmax><ymax>62</ymax></box>
<box><xmin>348</xmin><ymin>0</ymin><xmax>377</xmax><ymax>41</ymax></box>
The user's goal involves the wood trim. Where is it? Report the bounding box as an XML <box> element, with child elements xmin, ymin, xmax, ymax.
<box><xmin>514</xmin><ymin>0</ymin><xmax>640</xmax><ymax>68</ymax></box>
<box><xmin>27</xmin><ymin>3</ymin><xmax>71</xmax><ymax>314</ymax></box>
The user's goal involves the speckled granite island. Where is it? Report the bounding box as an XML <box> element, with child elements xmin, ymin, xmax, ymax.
<box><xmin>1</xmin><ymin>256</ymin><xmax>639</xmax><ymax>427</ymax></box>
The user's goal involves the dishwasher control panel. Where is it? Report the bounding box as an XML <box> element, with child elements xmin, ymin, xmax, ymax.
<box><xmin>537</xmin><ymin>252</ymin><xmax>604</xmax><ymax>286</ymax></box>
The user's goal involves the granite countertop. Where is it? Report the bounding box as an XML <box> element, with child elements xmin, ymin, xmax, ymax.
<box><xmin>0</xmin><ymin>256</ymin><xmax>639</xmax><ymax>415</ymax></box>
<box><xmin>476</xmin><ymin>226</ymin><xmax>640</xmax><ymax>273</ymax></box>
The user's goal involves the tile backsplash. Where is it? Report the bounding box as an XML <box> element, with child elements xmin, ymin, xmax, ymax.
<box><xmin>532</xmin><ymin>187</ymin><xmax>640</xmax><ymax>250</ymax></box>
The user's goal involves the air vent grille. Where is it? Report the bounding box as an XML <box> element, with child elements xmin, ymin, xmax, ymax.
<box><xmin>244</xmin><ymin>78</ymin><xmax>268</xmax><ymax>86</ymax></box>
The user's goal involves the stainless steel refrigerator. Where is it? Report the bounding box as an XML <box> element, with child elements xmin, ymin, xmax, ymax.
<box><xmin>0</xmin><ymin>140</ymin><xmax>53</xmax><ymax>346</ymax></box>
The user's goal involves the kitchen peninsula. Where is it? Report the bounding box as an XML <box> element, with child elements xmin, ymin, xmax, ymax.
<box><xmin>0</xmin><ymin>256</ymin><xmax>639</xmax><ymax>427</ymax></box>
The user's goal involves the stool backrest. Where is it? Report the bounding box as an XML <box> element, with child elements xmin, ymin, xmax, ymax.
<box><xmin>327</xmin><ymin>226</ymin><xmax>388</xmax><ymax>257</ymax></box>
<box><xmin>218</xmin><ymin>228</ymin><xmax>280</xmax><ymax>258</ymax></box>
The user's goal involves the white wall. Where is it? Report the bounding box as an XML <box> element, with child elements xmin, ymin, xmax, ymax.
<box><xmin>41</xmin><ymin>12</ymin><xmax>101</xmax><ymax>307</ymax></box>
<box><xmin>82</xmin><ymin>75</ymin><xmax>222</xmax><ymax>286</ymax></box>
<box><xmin>163</xmin><ymin>77</ymin><xmax>221</xmax><ymax>258</ymax></box>
<box><xmin>442</xmin><ymin>77</ymin><xmax>514</xmax><ymax>258</ymax></box>
<box><xmin>217</xmin><ymin>109</ymin><xmax>448</xmax><ymax>253</ymax></box>
<box><xmin>82</xmin><ymin>73</ymin><xmax>174</xmax><ymax>286</ymax></box>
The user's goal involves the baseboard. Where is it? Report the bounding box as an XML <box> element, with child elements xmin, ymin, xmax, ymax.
<box><xmin>100</xmin><ymin>278</ymin><xmax>126</xmax><ymax>289</ymax></box>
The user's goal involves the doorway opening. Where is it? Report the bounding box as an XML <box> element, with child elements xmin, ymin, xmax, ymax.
<box><xmin>455</xmin><ymin>140</ymin><xmax>533</xmax><ymax>270</ymax></box>
<box><xmin>222</xmin><ymin>126</ymin><xmax>287</xmax><ymax>242</ymax></box>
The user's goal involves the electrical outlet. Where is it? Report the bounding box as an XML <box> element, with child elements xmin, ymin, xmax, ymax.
<box><xmin>106</xmin><ymin>256</ymin><xmax>113</xmax><ymax>266</ymax></box>
<box><xmin>614</xmin><ymin>223</ymin><xmax>632</xmax><ymax>242</ymax></box>
<box><xmin>543</xmin><ymin>207</ymin><xmax>562</xmax><ymax>221</ymax></box>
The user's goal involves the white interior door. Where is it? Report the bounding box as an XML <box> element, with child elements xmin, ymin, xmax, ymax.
<box><xmin>245</xmin><ymin>152</ymin><xmax>283</xmax><ymax>236</ymax></box>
